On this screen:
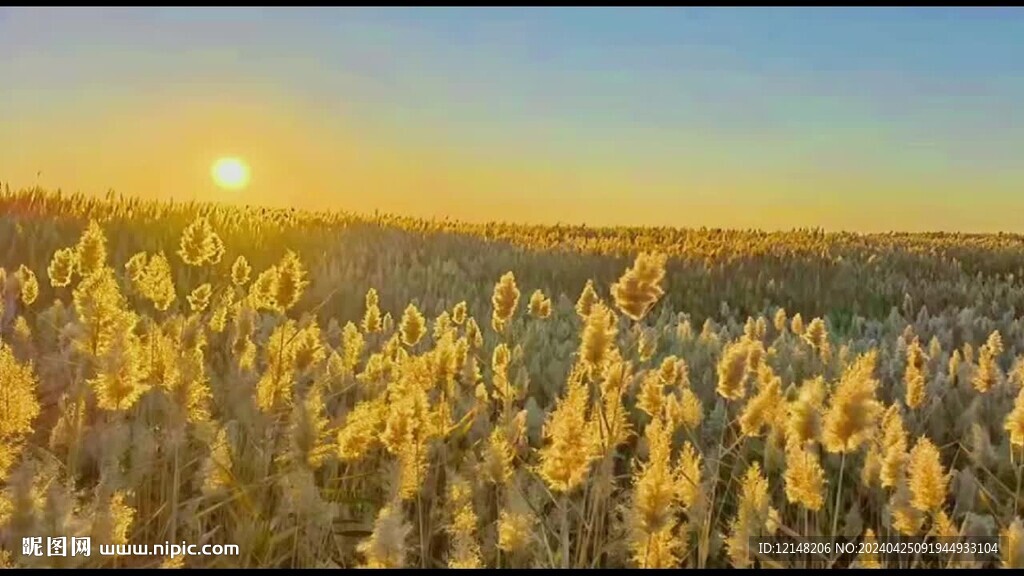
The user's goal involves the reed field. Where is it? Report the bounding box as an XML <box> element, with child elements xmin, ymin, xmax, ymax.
<box><xmin>5</xmin><ymin>186</ymin><xmax>1024</xmax><ymax>568</ymax></box>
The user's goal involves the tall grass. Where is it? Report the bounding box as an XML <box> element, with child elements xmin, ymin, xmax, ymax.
<box><xmin>0</xmin><ymin>188</ymin><xmax>1023</xmax><ymax>567</ymax></box>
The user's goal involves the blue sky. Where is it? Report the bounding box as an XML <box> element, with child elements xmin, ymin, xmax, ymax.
<box><xmin>2</xmin><ymin>7</ymin><xmax>1023</xmax><ymax>231</ymax></box>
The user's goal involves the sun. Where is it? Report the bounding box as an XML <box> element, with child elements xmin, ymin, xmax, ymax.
<box><xmin>211</xmin><ymin>157</ymin><xmax>251</xmax><ymax>190</ymax></box>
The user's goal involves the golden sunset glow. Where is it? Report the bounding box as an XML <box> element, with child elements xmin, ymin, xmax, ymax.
<box><xmin>211</xmin><ymin>157</ymin><xmax>250</xmax><ymax>190</ymax></box>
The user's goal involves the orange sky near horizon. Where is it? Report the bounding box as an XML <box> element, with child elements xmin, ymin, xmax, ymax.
<box><xmin>4</xmin><ymin>85</ymin><xmax>1009</xmax><ymax>233</ymax></box>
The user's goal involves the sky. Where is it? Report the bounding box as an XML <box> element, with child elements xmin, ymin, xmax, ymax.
<box><xmin>2</xmin><ymin>7</ymin><xmax>1023</xmax><ymax>232</ymax></box>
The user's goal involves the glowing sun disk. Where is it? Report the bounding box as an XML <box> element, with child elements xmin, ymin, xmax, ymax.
<box><xmin>212</xmin><ymin>157</ymin><xmax>250</xmax><ymax>190</ymax></box>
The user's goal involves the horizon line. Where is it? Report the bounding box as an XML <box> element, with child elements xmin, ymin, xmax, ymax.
<box><xmin>3</xmin><ymin>181</ymin><xmax>1023</xmax><ymax>239</ymax></box>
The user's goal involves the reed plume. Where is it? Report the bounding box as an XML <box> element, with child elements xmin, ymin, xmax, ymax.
<box><xmin>907</xmin><ymin>436</ymin><xmax>947</xmax><ymax>513</ymax></box>
<box><xmin>230</xmin><ymin>255</ymin><xmax>251</xmax><ymax>286</ymax></box>
<box><xmin>48</xmin><ymin>247</ymin><xmax>77</xmax><ymax>287</ymax></box>
<box><xmin>178</xmin><ymin>215</ymin><xmax>225</xmax><ymax>267</ymax></box>
<box><xmin>451</xmin><ymin>301</ymin><xmax>467</xmax><ymax>325</ymax></box>
<box><xmin>803</xmin><ymin>317</ymin><xmax>831</xmax><ymax>362</ymax></box>
<box><xmin>528</xmin><ymin>289</ymin><xmax>551</xmax><ymax>319</ymax></box>
<box><xmin>822</xmin><ymin>351</ymin><xmax>882</xmax><ymax>454</ymax></box>
<box><xmin>187</xmin><ymin>283</ymin><xmax>212</xmax><ymax>313</ymax></box>
<box><xmin>445</xmin><ymin>476</ymin><xmax>483</xmax><ymax>568</ymax></box>
<box><xmin>0</xmin><ymin>344</ymin><xmax>41</xmax><ymax>479</ymax></box>
<box><xmin>725</xmin><ymin>462</ymin><xmax>774</xmax><ymax>568</ymax></box>
<box><xmin>1005</xmin><ymin>384</ymin><xmax>1024</xmax><ymax>450</ymax></box>
<box><xmin>1003</xmin><ymin>518</ymin><xmax>1024</xmax><ymax>569</ymax></box>
<box><xmin>362</xmin><ymin>288</ymin><xmax>383</xmax><ymax>333</ymax></box>
<box><xmin>715</xmin><ymin>339</ymin><xmax>749</xmax><ymax>401</ymax></box>
<box><xmin>904</xmin><ymin>337</ymin><xmax>927</xmax><ymax>409</ymax></box>
<box><xmin>491</xmin><ymin>271</ymin><xmax>520</xmax><ymax>332</ymax></box>
<box><xmin>575</xmin><ymin>279</ymin><xmax>600</xmax><ymax>319</ymax></box>
<box><xmin>973</xmin><ymin>330</ymin><xmax>1004</xmax><ymax>393</ymax></box>
<box><xmin>358</xmin><ymin>503</ymin><xmax>412</xmax><ymax>568</ymax></box>
<box><xmin>400</xmin><ymin>303</ymin><xmax>426</xmax><ymax>347</ymax></box>
<box><xmin>880</xmin><ymin>404</ymin><xmax>908</xmax><ymax>489</ymax></box>
<box><xmin>579</xmin><ymin>302</ymin><xmax>618</xmax><ymax>372</ymax></box>
<box><xmin>787</xmin><ymin>376</ymin><xmax>826</xmax><ymax>446</ymax></box>
<box><xmin>75</xmin><ymin>219</ymin><xmax>108</xmax><ymax>277</ymax></box>
<box><xmin>14</xmin><ymin>265</ymin><xmax>38</xmax><ymax>306</ymax></box>
<box><xmin>611</xmin><ymin>252</ymin><xmax>667</xmax><ymax>322</ymax></box>
<box><xmin>784</xmin><ymin>438</ymin><xmax>827</xmax><ymax>511</ymax></box>
<box><xmin>538</xmin><ymin>364</ymin><xmax>595</xmax><ymax>494</ymax></box>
